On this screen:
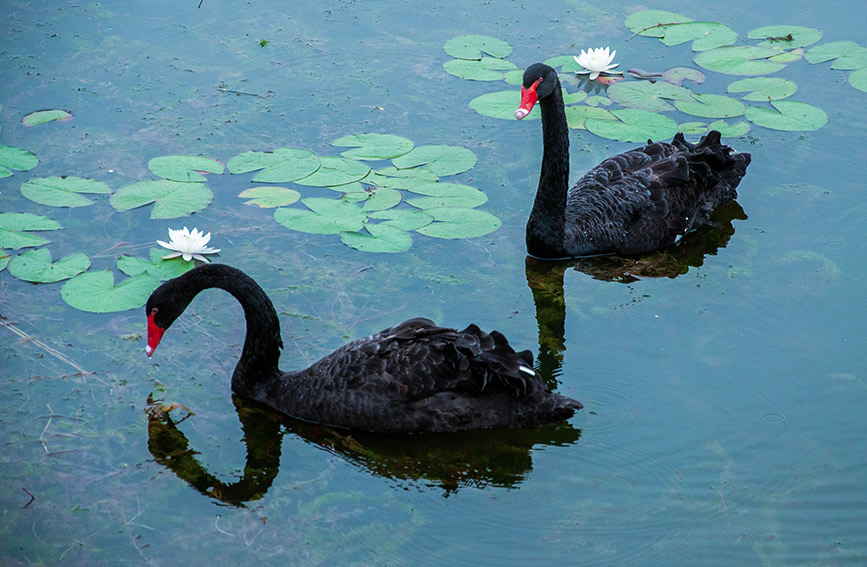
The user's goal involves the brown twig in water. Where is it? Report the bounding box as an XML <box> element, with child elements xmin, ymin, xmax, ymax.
<box><xmin>1</xmin><ymin>315</ymin><xmax>90</xmax><ymax>375</ymax></box>
<box><xmin>217</xmin><ymin>87</ymin><xmax>265</xmax><ymax>98</ymax></box>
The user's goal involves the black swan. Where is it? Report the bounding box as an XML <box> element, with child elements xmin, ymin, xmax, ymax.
<box><xmin>515</xmin><ymin>62</ymin><xmax>751</xmax><ymax>259</ymax></box>
<box><xmin>145</xmin><ymin>264</ymin><xmax>582</xmax><ymax>433</ymax></box>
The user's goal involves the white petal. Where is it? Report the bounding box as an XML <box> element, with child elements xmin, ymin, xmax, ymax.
<box><xmin>590</xmin><ymin>71</ymin><xmax>601</xmax><ymax>80</ymax></box>
<box><xmin>161</xmin><ymin>252</ymin><xmax>183</xmax><ymax>259</ymax></box>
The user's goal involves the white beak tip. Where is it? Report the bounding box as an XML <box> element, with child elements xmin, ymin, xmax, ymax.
<box><xmin>514</xmin><ymin>108</ymin><xmax>530</xmax><ymax>120</ymax></box>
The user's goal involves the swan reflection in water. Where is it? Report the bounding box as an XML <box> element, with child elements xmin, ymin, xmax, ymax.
<box><xmin>146</xmin><ymin>394</ymin><xmax>581</xmax><ymax>506</ymax></box>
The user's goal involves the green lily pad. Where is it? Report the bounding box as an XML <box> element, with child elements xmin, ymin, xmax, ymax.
<box><xmin>415</xmin><ymin>207</ymin><xmax>501</xmax><ymax>239</ymax></box>
<box><xmin>564</xmin><ymin>106</ymin><xmax>617</xmax><ymax>129</ymax></box>
<box><xmin>405</xmin><ymin>182</ymin><xmax>488</xmax><ymax>209</ymax></box>
<box><xmin>61</xmin><ymin>270</ymin><xmax>160</xmax><ymax>313</ymax></box>
<box><xmin>606</xmin><ymin>81</ymin><xmax>695</xmax><ymax>112</ymax></box>
<box><xmin>673</xmin><ymin>93</ymin><xmax>745</xmax><ymax>118</ymax></box>
<box><xmin>850</xmin><ymin>68</ymin><xmax>867</xmax><ymax>93</ymax></box>
<box><xmin>748</xmin><ymin>25</ymin><xmax>822</xmax><ymax>49</ymax></box>
<box><xmin>0</xmin><ymin>145</ymin><xmax>38</xmax><ymax>178</ymax></box>
<box><xmin>332</xmin><ymin>134</ymin><xmax>414</xmax><ymax>160</ymax></box>
<box><xmin>339</xmin><ymin>223</ymin><xmax>412</xmax><ymax>253</ymax></box>
<box><xmin>767</xmin><ymin>48</ymin><xmax>805</xmax><ymax>65</ymax></box>
<box><xmin>371</xmin><ymin>166</ymin><xmax>440</xmax><ymax>190</ymax></box>
<box><xmin>227</xmin><ymin>148</ymin><xmax>321</xmax><ymax>182</ymax></box>
<box><xmin>727</xmin><ymin>77</ymin><xmax>797</xmax><ymax>101</ymax></box>
<box><xmin>694</xmin><ymin>45</ymin><xmax>787</xmax><ymax>76</ymax></box>
<box><xmin>20</xmin><ymin>176</ymin><xmax>112</xmax><ymax>207</ymax></box>
<box><xmin>678</xmin><ymin>121</ymin><xmax>709</xmax><ymax>135</ymax></box>
<box><xmin>624</xmin><ymin>10</ymin><xmax>692</xmax><ymax>38</ymax></box>
<box><xmin>359</xmin><ymin>187</ymin><xmax>402</xmax><ymax>211</ymax></box>
<box><xmin>470</xmin><ymin>90</ymin><xmax>536</xmax><ymax>120</ymax></box>
<box><xmin>804</xmin><ymin>41</ymin><xmax>862</xmax><ymax>64</ymax></box>
<box><xmin>586</xmin><ymin>109</ymin><xmax>679</xmax><ymax>143</ymax></box>
<box><xmin>658</xmin><ymin>22</ymin><xmax>738</xmax><ymax>51</ymax></box>
<box><xmin>444</xmin><ymin>57</ymin><xmax>518</xmax><ymax>81</ymax></box>
<box><xmin>392</xmin><ymin>145</ymin><xmax>477</xmax><ymax>177</ymax></box>
<box><xmin>238</xmin><ymin>186</ymin><xmax>301</xmax><ymax>208</ymax></box>
<box><xmin>0</xmin><ymin>250</ymin><xmax>9</xmax><ymax>272</ymax></box>
<box><xmin>294</xmin><ymin>156</ymin><xmax>371</xmax><ymax>187</ymax></box>
<box><xmin>7</xmin><ymin>248</ymin><xmax>90</xmax><ymax>283</ymax></box>
<box><xmin>707</xmin><ymin>119</ymin><xmax>751</xmax><ymax>137</ymax></box>
<box><xmin>22</xmin><ymin>109</ymin><xmax>72</xmax><ymax>128</ymax></box>
<box><xmin>444</xmin><ymin>35</ymin><xmax>512</xmax><ymax>60</ymax></box>
<box><xmin>367</xmin><ymin>209</ymin><xmax>434</xmax><ymax>231</ymax></box>
<box><xmin>117</xmin><ymin>249</ymin><xmax>195</xmax><ymax>280</ymax></box>
<box><xmin>584</xmin><ymin>96</ymin><xmax>611</xmax><ymax>107</ymax></box>
<box><xmin>109</xmin><ymin>180</ymin><xmax>213</xmax><ymax>219</ymax></box>
<box><xmin>744</xmin><ymin>100</ymin><xmax>828</xmax><ymax>131</ymax></box>
<box><xmin>830</xmin><ymin>47</ymin><xmax>867</xmax><ymax>70</ymax></box>
<box><xmin>148</xmin><ymin>155</ymin><xmax>224</xmax><ymax>183</ymax></box>
<box><xmin>662</xmin><ymin>67</ymin><xmax>707</xmax><ymax>86</ymax></box>
<box><xmin>563</xmin><ymin>90</ymin><xmax>589</xmax><ymax>105</ymax></box>
<box><xmin>274</xmin><ymin>198</ymin><xmax>367</xmax><ymax>234</ymax></box>
<box><xmin>0</xmin><ymin>213</ymin><xmax>61</xmax><ymax>250</ymax></box>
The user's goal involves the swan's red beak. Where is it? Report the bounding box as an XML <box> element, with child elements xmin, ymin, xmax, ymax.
<box><xmin>146</xmin><ymin>312</ymin><xmax>165</xmax><ymax>357</ymax></box>
<box><xmin>515</xmin><ymin>78</ymin><xmax>540</xmax><ymax>120</ymax></box>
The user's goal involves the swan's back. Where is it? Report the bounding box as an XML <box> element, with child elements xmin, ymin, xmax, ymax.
<box><xmin>268</xmin><ymin>318</ymin><xmax>582</xmax><ymax>433</ymax></box>
<box><xmin>565</xmin><ymin>131</ymin><xmax>751</xmax><ymax>255</ymax></box>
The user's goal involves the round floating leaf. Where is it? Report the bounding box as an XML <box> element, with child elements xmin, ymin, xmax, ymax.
<box><xmin>727</xmin><ymin>77</ymin><xmax>797</xmax><ymax>101</ymax></box>
<box><xmin>850</xmin><ymin>68</ymin><xmax>867</xmax><ymax>93</ymax></box>
<box><xmin>584</xmin><ymin>96</ymin><xmax>610</xmax><ymax>107</ymax></box>
<box><xmin>22</xmin><ymin>109</ymin><xmax>72</xmax><ymax>128</ymax></box>
<box><xmin>405</xmin><ymin>182</ymin><xmax>488</xmax><ymax>209</ymax></box>
<box><xmin>624</xmin><ymin>10</ymin><xmax>692</xmax><ymax>38</ymax></box>
<box><xmin>359</xmin><ymin>187</ymin><xmax>402</xmax><ymax>211</ymax></box>
<box><xmin>391</xmin><ymin>145</ymin><xmax>476</xmax><ymax>177</ymax></box>
<box><xmin>586</xmin><ymin>109</ymin><xmax>679</xmax><ymax>143</ymax></box>
<box><xmin>708</xmin><ymin>119</ymin><xmax>751</xmax><ymax>137</ymax></box>
<box><xmin>564</xmin><ymin>106</ymin><xmax>616</xmax><ymax>129</ymax></box>
<box><xmin>372</xmin><ymin>166</ymin><xmax>440</xmax><ymax>190</ymax></box>
<box><xmin>0</xmin><ymin>250</ymin><xmax>9</xmax><ymax>272</ymax></box>
<box><xmin>416</xmin><ymin>207</ymin><xmax>501</xmax><ymax>239</ymax></box>
<box><xmin>678</xmin><ymin>122</ymin><xmax>709</xmax><ymax>135</ymax></box>
<box><xmin>694</xmin><ymin>46</ymin><xmax>787</xmax><ymax>76</ymax></box>
<box><xmin>340</xmin><ymin>223</ymin><xmax>412</xmax><ymax>253</ymax></box>
<box><xmin>367</xmin><ymin>209</ymin><xmax>433</xmax><ymax>231</ymax></box>
<box><xmin>606</xmin><ymin>81</ymin><xmax>695</xmax><ymax>112</ymax></box>
<box><xmin>470</xmin><ymin>90</ymin><xmax>536</xmax><ymax>120</ymax></box>
<box><xmin>0</xmin><ymin>212</ymin><xmax>61</xmax><ymax>250</ymax></box>
<box><xmin>744</xmin><ymin>100</ymin><xmax>828</xmax><ymax>131</ymax></box>
<box><xmin>227</xmin><ymin>148</ymin><xmax>321</xmax><ymax>182</ymax></box>
<box><xmin>767</xmin><ymin>48</ymin><xmax>804</xmax><ymax>65</ymax></box>
<box><xmin>294</xmin><ymin>156</ymin><xmax>370</xmax><ymax>187</ymax></box>
<box><xmin>444</xmin><ymin>35</ymin><xmax>512</xmax><ymax>60</ymax></box>
<box><xmin>443</xmin><ymin>57</ymin><xmax>518</xmax><ymax>81</ymax></box>
<box><xmin>238</xmin><ymin>186</ymin><xmax>301</xmax><ymax>208</ymax></box>
<box><xmin>804</xmin><ymin>41</ymin><xmax>862</xmax><ymax>64</ymax></box>
<box><xmin>662</xmin><ymin>67</ymin><xmax>706</xmax><ymax>86</ymax></box>
<box><xmin>7</xmin><ymin>248</ymin><xmax>90</xmax><ymax>283</ymax></box>
<box><xmin>117</xmin><ymin>249</ymin><xmax>195</xmax><ymax>280</ymax></box>
<box><xmin>148</xmin><ymin>155</ymin><xmax>224</xmax><ymax>183</ymax></box>
<box><xmin>748</xmin><ymin>25</ymin><xmax>822</xmax><ymax>49</ymax></box>
<box><xmin>110</xmin><ymin>180</ymin><xmax>213</xmax><ymax>219</ymax></box>
<box><xmin>0</xmin><ymin>145</ymin><xmax>38</xmax><ymax>178</ymax></box>
<box><xmin>274</xmin><ymin>198</ymin><xmax>366</xmax><ymax>234</ymax></box>
<box><xmin>332</xmin><ymin>134</ymin><xmax>414</xmax><ymax>160</ymax></box>
<box><xmin>673</xmin><ymin>93</ymin><xmax>745</xmax><ymax>118</ymax></box>
<box><xmin>544</xmin><ymin>55</ymin><xmax>584</xmax><ymax>74</ymax></box>
<box><xmin>20</xmin><ymin>176</ymin><xmax>112</xmax><ymax>207</ymax></box>
<box><xmin>61</xmin><ymin>270</ymin><xmax>160</xmax><ymax>313</ymax></box>
<box><xmin>830</xmin><ymin>47</ymin><xmax>867</xmax><ymax>70</ymax></box>
<box><xmin>658</xmin><ymin>22</ymin><xmax>738</xmax><ymax>51</ymax></box>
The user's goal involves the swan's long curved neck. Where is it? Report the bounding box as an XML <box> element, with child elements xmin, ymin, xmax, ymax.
<box><xmin>527</xmin><ymin>82</ymin><xmax>571</xmax><ymax>258</ymax></box>
<box><xmin>181</xmin><ymin>265</ymin><xmax>283</xmax><ymax>398</ymax></box>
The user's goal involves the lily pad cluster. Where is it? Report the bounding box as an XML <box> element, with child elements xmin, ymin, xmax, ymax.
<box><xmin>446</xmin><ymin>13</ymin><xmax>866</xmax><ymax>141</ymax></box>
<box><xmin>1</xmin><ymin>131</ymin><xmax>500</xmax><ymax>312</ymax></box>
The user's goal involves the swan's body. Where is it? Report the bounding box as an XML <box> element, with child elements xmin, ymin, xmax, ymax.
<box><xmin>145</xmin><ymin>264</ymin><xmax>582</xmax><ymax>433</ymax></box>
<box><xmin>516</xmin><ymin>63</ymin><xmax>751</xmax><ymax>259</ymax></box>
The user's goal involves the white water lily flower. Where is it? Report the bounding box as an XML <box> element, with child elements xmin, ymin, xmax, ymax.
<box><xmin>574</xmin><ymin>47</ymin><xmax>620</xmax><ymax>80</ymax></box>
<box><xmin>157</xmin><ymin>227</ymin><xmax>220</xmax><ymax>262</ymax></box>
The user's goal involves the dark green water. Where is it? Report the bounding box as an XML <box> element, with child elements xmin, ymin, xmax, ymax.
<box><xmin>2</xmin><ymin>1</ymin><xmax>866</xmax><ymax>565</ymax></box>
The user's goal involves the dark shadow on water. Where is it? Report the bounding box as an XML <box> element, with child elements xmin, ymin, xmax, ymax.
<box><xmin>525</xmin><ymin>200</ymin><xmax>746</xmax><ymax>382</ymax></box>
<box><xmin>146</xmin><ymin>394</ymin><xmax>581</xmax><ymax>506</ymax></box>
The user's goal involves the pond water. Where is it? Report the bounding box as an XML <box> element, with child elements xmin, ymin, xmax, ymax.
<box><xmin>2</xmin><ymin>0</ymin><xmax>866</xmax><ymax>565</ymax></box>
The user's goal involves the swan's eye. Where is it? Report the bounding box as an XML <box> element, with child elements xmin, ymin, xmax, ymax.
<box><xmin>150</xmin><ymin>307</ymin><xmax>159</xmax><ymax>315</ymax></box>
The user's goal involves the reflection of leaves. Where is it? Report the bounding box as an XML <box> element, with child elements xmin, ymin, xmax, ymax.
<box><xmin>237</xmin><ymin>186</ymin><xmax>301</xmax><ymax>208</ymax></box>
<box><xmin>227</xmin><ymin>148</ymin><xmax>321</xmax><ymax>182</ymax></box>
<box><xmin>0</xmin><ymin>213</ymin><xmax>61</xmax><ymax>250</ymax></box>
<box><xmin>744</xmin><ymin>100</ymin><xmax>828</xmax><ymax>131</ymax></box>
<box><xmin>443</xmin><ymin>34</ymin><xmax>512</xmax><ymax>59</ymax></box>
<box><xmin>61</xmin><ymin>270</ymin><xmax>160</xmax><ymax>313</ymax></box>
<box><xmin>22</xmin><ymin>109</ymin><xmax>72</xmax><ymax>127</ymax></box>
<box><xmin>392</xmin><ymin>145</ymin><xmax>477</xmax><ymax>177</ymax></box>
<box><xmin>7</xmin><ymin>248</ymin><xmax>90</xmax><ymax>283</ymax></box>
<box><xmin>20</xmin><ymin>176</ymin><xmax>112</xmax><ymax>208</ymax></box>
<box><xmin>0</xmin><ymin>145</ymin><xmax>38</xmax><ymax>178</ymax></box>
<box><xmin>148</xmin><ymin>155</ymin><xmax>224</xmax><ymax>183</ymax></box>
<box><xmin>332</xmin><ymin>134</ymin><xmax>414</xmax><ymax>160</ymax></box>
<box><xmin>727</xmin><ymin>77</ymin><xmax>797</xmax><ymax>101</ymax></box>
<box><xmin>109</xmin><ymin>180</ymin><xmax>213</xmax><ymax>219</ymax></box>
